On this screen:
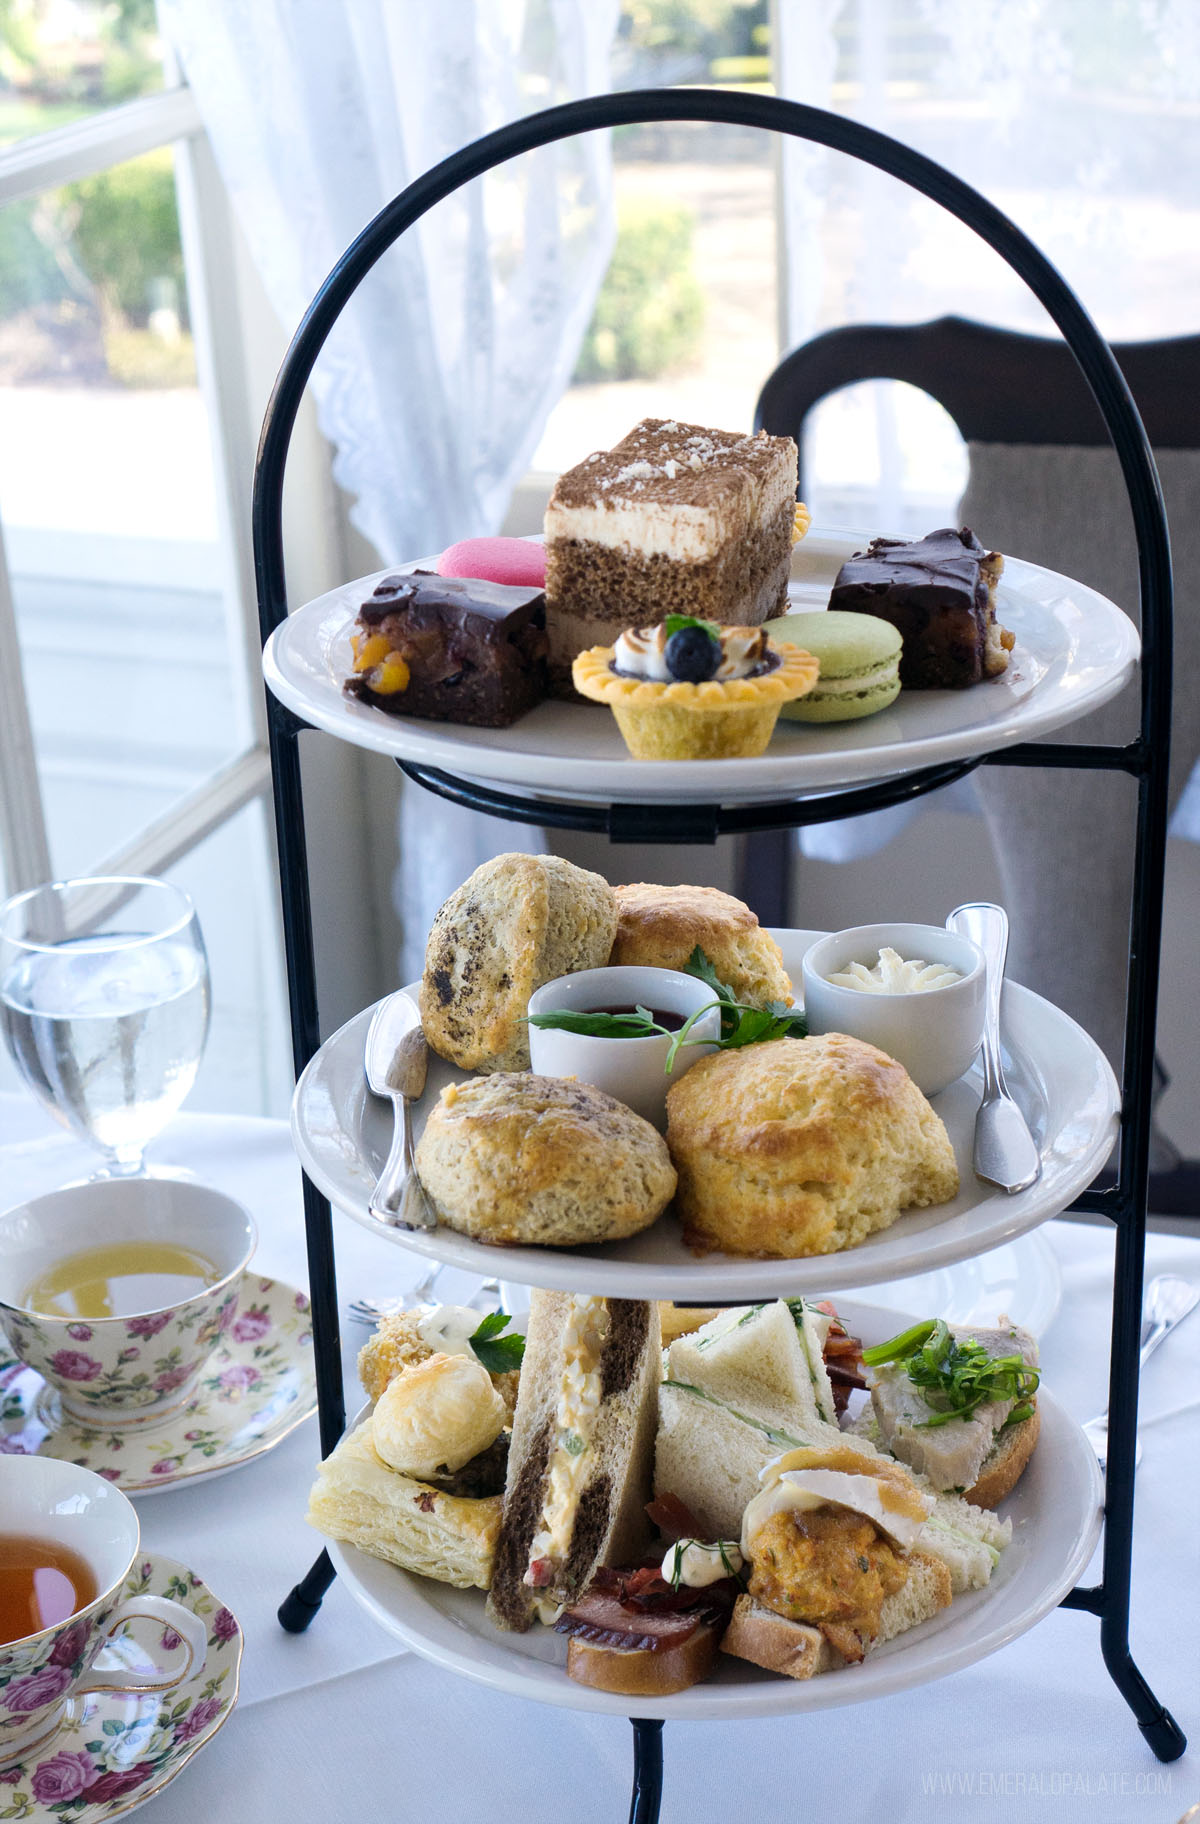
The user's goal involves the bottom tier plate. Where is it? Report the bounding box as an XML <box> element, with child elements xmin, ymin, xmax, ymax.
<box><xmin>330</xmin><ymin>1298</ymin><xmax>1102</xmax><ymax>1722</ymax></box>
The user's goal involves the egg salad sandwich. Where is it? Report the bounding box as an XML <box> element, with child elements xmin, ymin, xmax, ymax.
<box><xmin>487</xmin><ymin>1293</ymin><xmax>662</xmax><ymax>1632</ymax></box>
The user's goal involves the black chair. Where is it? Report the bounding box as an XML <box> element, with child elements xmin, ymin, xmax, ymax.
<box><xmin>741</xmin><ymin>314</ymin><xmax>1200</xmax><ymax>1214</ymax></box>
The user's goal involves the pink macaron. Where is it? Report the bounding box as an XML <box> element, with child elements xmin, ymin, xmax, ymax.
<box><xmin>436</xmin><ymin>537</ymin><xmax>547</xmax><ymax>589</ymax></box>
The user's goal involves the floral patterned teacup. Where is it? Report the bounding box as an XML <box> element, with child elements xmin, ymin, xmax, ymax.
<box><xmin>0</xmin><ymin>1455</ymin><xmax>207</xmax><ymax>1765</ymax></box>
<box><xmin>0</xmin><ymin>1178</ymin><xmax>255</xmax><ymax>1425</ymax></box>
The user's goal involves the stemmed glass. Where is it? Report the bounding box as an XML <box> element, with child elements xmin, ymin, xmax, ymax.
<box><xmin>0</xmin><ymin>875</ymin><xmax>211</xmax><ymax>1176</ymax></box>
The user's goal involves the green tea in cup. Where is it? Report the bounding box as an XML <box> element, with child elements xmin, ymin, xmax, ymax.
<box><xmin>24</xmin><ymin>1240</ymin><xmax>221</xmax><ymax>1320</ymax></box>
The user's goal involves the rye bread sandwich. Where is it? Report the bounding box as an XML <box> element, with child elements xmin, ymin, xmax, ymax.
<box><xmin>487</xmin><ymin>1293</ymin><xmax>661</xmax><ymax>1632</ymax></box>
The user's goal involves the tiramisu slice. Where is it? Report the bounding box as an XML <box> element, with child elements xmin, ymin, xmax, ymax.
<box><xmin>544</xmin><ymin>418</ymin><xmax>798</xmax><ymax>695</ymax></box>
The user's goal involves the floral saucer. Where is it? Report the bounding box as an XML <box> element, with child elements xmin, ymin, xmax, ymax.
<box><xmin>0</xmin><ymin>1275</ymin><xmax>316</xmax><ymax>1493</ymax></box>
<box><xmin>0</xmin><ymin>1552</ymin><xmax>241</xmax><ymax>1820</ymax></box>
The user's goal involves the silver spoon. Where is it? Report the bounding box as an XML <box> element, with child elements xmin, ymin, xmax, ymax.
<box><xmin>1082</xmin><ymin>1273</ymin><xmax>1200</xmax><ymax>1471</ymax></box>
<box><xmin>364</xmin><ymin>990</ymin><xmax>435</xmax><ymax>1229</ymax></box>
<box><xmin>947</xmin><ymin>902</ymin><xmax>1041</xmax><ymax>1194</ymax></box>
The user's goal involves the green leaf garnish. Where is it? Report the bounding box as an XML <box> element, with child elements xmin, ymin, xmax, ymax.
<box><xmin>469</xmin><ymin>1310</ymin><xmax>525</xmax><ymax>1374</ymax></box>
<box><xmin>526</xmin><ymin>1008</ymin><xmax>671</xmax><ymax>1040</ymax></box>
<box><xmin>664</xmin><ymin>614</ymin><xmax>720</xmax><ymax>641</ymax></box>
<box><xmin>861</xmin><ymin>1319</ymin><xmax>1038</xmax><ymax>1427</ymax></box>
<box><xmin>683</xmin><ymin>947</ymin><xmax>807</xmax><ymax>1047</ymax></box>
<box><xmin>528</xmin><ymin>947</ymin><xmax>806</xmax><ymax>1078</ymax></box>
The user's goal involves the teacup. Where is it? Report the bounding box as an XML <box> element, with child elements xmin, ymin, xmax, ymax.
<box><xmin>0</xmin><ymin>1177</ymin><xmax>255</xmax><ymax>1425</ymax></box>
<box><xmin>527</xmin><ymin>965</ymin><xmax>723</xmax><ymax>1128</ymax></box>
<box><xmin>0</xmin><ymin>1455</ymin><xmax>208</xmax><ymax>1765</ymax></box>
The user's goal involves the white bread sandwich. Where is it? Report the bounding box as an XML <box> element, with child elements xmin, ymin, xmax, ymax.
<box><xmin>654</xmin><ymin>1299</ymin><xmax>846</xmax><ymax>1539</ymax></box>
<box><xmin>487</xmin><ymin>1294</ymin><xmax>662</xmax><ymax>1632</ymax></box>
<box><xmin>721</xmin><ymin>1442</ymin><xmax>953</xmax><ymax>1678</ymax></box>
<box><xmin>861</xmin><ymin>1317</ymin><xmax>1040</xmax><ymax>1507</ymax></box>
<box><xmin>655</xmin><ymin>1300</ymin><xmax>1012</xmax><ymax>1599</ymax></box>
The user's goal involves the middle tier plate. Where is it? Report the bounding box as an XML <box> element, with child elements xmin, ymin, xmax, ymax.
<box><xmin>290</xmin><ymin>928</ymin><xmax>1119</xmax><ymax>1300</ymax></box>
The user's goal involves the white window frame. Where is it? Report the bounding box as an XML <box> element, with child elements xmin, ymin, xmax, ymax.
<box><xmin>0</xmin><ymin>88</ymin><xmax>272</xmax><ymax>906</ymax></box>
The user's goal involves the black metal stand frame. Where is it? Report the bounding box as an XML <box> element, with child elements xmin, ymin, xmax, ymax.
<box><xmin>251</xmin><ymin>88</ymin><xmax>1185</xmax><ymax>1820</ymax></box>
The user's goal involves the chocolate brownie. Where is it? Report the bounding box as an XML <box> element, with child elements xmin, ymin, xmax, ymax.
<box><xmin>829</xmin><ymin>527</ymin><xmax>1012</xmax><ymax>689</ymax></box>
<box><xmin>344</xmin><ymin>571</ymin><xmax>547</xmax><ymax>728</ymax></box>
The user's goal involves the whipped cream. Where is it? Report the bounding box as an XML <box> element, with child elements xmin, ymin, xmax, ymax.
<box><xmin>827</xmin><ymin>946</ymin><xmax>962</xmax><ymax>994</ymax></box>
<box><xmin>612</xmin><ymin>624</ymin><xmax>769</xmax><ymax>683</ymax></box>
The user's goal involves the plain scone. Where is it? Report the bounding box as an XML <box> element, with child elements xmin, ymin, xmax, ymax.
<box><xmin>415</xmin><ymin>1074</ymin><xmax>677</xmax><ymax>1247</ymax></box>
<box><xmin>420</xmin><ymin>852</ymin><xmax>618</xmax><ymax>1073</ymax></box>
<box><xmin>609</xmin><ymin>882</ymin><xmax>792</xmax><ymax>1008</ymax></box>
<box><xmin>665</xmin><ymin>1032</ymin><xmax>959</xmax><ymax>1258</ymax></box>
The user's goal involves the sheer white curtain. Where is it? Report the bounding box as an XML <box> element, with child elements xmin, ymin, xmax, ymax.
<box><xmin>159</xmin><ymin>0</ymin><xmax>621</xmax><ymax>976</ymax></box>
<box><xmin>774</xmin><ymin>0</ymin><xmax>1200</xmax><ymax>863</ymax></box>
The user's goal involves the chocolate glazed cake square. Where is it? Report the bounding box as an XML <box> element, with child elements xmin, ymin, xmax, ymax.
<box><xmin>344</xmin><ymin>571</ymin><xmax>548</xmax><ymax>728</ymax></box>
<box><xmin>543</xmin><ymin>418</ymin><xmax>798</xmax><ymax>696</ymax></box>
<box><xmin>829</xmin><ymin>527</ymin><xmax>1012</xmax><ymax>689</ymax></box>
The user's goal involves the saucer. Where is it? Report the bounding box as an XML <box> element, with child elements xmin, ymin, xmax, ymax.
<box><xmin>0</xmin><ymin>1274</ymin><xmax>316</xmax><ymax>1492</ymax></box>
<box><xmin>0</xmin><ymin>1551</ymin><xmax>241</xmax><ymax>1819</ymax></box>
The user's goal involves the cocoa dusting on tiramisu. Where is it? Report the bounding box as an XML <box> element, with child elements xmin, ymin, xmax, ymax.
<box><xmin>543</xmin><ymin>418</ymin><xmax>797</xmax><ymax>695</ymax></box>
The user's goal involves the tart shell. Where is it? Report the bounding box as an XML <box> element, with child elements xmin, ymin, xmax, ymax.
<box><xmin>572</xmin><ymin>640</ymin><xmax>819</xmax><ymax>760</ymax></box>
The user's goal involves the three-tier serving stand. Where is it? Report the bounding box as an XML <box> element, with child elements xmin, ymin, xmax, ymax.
<box><xmin>252</xmin><ymin>90</ymin><xmax>1186</xmax><ymax>1822</ymax></box>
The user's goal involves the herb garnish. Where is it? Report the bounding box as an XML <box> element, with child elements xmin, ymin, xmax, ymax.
<box><xmin>664</xmin><ymin>613</ymin><xmax>721</xmax><ymax>641</ymax></box>
<box><xmin>683</xmin><ymin>946</ymin><xmax>807</xmax><ymax>1048</ymax></box>
<box><xmin>469</xmin><ymin>1310</ymin><xmax>525</xmax><ymax>1374</ymax></box>
<box><xmin>861</xmin><ymin>1319</ymin><xmax>1039</xmax><ymax>1428</ymax></box>
<box><xmin>525</xmin><ymin>947</ymin><xmax>805</xmax><ymax>1074</ymax></box>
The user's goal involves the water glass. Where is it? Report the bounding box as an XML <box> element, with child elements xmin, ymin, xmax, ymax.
<box><xmin>0</xmin><ymin>876</ymin><xmax>211</xmax><ymax>1175</ymax></box>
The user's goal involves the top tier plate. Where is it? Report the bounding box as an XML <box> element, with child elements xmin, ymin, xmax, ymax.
<box><xmin>261</xmin><ymin>531</ymin><xmax>1139</xmax><ymax>807</ymax></box>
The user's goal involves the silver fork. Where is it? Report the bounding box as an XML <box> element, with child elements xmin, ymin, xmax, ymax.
<box><xmin>347</xmin><ymin>1270</ymin><xmax>502</xmax><ymax>1327</ymax></box>
<box><xmin>1082</xmin><ymin>1274</ymin><xmax>1200</xmax><ymax>1471</ymax></box>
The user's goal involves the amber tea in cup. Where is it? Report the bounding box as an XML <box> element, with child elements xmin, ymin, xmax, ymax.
<box><xmin>24</xmin><ymin>1239</ymin><xmax>221</xmax><ymax>1320</ymax></box>
<box><xmin>0</xmin><ymin>1535</ymin><xmax>98</xmax><ymax>1645</ymax></box>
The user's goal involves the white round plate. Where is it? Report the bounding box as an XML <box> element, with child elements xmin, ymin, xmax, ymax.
<box><xmin>262</xmin><ymin>533</ymin><xmax>1139</xmax><ymax>806</ymax></box>
<box><xmin>290</xmin><ymin>928</ymin><xmax>1118</xmax><ymax>1301</ymax></box>
<box><xmin>329</xmin><ymin>1297</ymin><xmax>1103</xmax><ymax>1721</ymax></box>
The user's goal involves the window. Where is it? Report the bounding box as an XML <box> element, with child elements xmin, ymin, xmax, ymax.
<box><xmin>0</xmin><ymin>5</ymin><xmax>290</xmax><ymax>1118</ymax></box>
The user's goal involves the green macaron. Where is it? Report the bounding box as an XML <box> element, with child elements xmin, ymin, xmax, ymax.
<box><xmin>773</xmin><ymin>610</ymin><xmax>903</xmax><ymax>723</ymax></box>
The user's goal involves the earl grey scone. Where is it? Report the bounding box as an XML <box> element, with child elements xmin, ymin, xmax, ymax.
<box><xmin>415</xmin><ymin>1075</ymin><xmax>677</xmax><ymax>1246</ymax></box>
<box><xmin>419</xmin><ymin>852</ymin><xmax>618</xmax><ymax>1073</ymax></box>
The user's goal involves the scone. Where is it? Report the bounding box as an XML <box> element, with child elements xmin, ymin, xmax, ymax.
<box><xmin>420</xmin><ymin>852</ymin><xmax>618</xmax><ymax>1073</ymax></box>
<box><xmin>415</xmin><ymin>1074</ymin><xmax>676</xmax><ymax>1247</ymax></box>
<box><xmin>610</xmin><ymin>883</ymin><xmax>793</xmax><ymax>1008</ymax></box>
<box><xmin>665</xmin><ymin>1032</ymin><xmax>959</xmax><ymax>1258</ymax></box>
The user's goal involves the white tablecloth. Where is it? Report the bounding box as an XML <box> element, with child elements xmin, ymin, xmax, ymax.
<box><xmin>1</xmin><ymin>1096</ymin><xmax>1197</xmax><ymax>1824</ymax></box>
